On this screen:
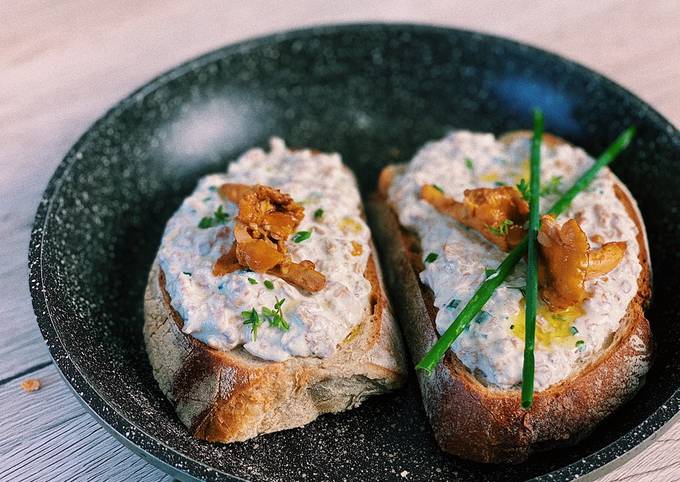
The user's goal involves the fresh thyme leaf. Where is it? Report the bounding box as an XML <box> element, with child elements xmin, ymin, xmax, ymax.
<box><xmin>432</xmin><ymin>184</ymin><xmax>444</xmax><ymax>193</ymax></box>
<box><xmin>197</xmin><ymin>204</ymin><xmax>229</xmax><ymax>229</ymax></box>
<box><xmin>314</xmin><ymin>208</ymin><xmax>324</xmax><ymax>220</ymax></box>
<box><xmin>198</xmin><ymin>217</ymin><xmax>213</xmax><ymax>229</ymax></box>
<box><xmin>241</xmin><ymin>308</ymin><xmax>262</xmax><ymax>340</ymax></box>
<box><xmin>213</xmin><ymin>205</ymin><xmax>229</xmax><ymax>223</ymax></box>
<box><xmin>487</xmin><ymin>219</ymin><xmax>514</xmax><ymax>236</ymax></box>
<box><xmin>247</xmin><ymin>277</ymin><xmax>258</xmax><ymax>285</ymax></box>
<box><xmin>261</xmin><ymin>297</ymin><xmax>289</xmax><ymax>331</ymax></box>
<box><xmin>540</xmin><ymin>175</ymin><xmax>563</xmax><ymax>197</ymax></box>
<box><xmin>569</xmin><ymin>326</ymin><xmax>579</xmax><ymax>335</ymax></box>
<box><xmin>424</xmin><ymin>252</ymin><xmax>438</xmax><ymax>263</ymax></box>
<box><xmin>517</xmin><ymin>178</ymin><xmax>530</xmax><ymax>201</ymax></box>
<box><xmin>293</xmin><ymin>230</ymin><xmax>312</xmax><ymax>243</ymax></box>
<box><xmin>264</xmin><ymin>280</ymin><xmax>274</xmax><ymax>290</ymax></box>
<box><xmin>447</xmin><ymin>298</ymin><xmax>461</xmax><ymax>310</ymax></box>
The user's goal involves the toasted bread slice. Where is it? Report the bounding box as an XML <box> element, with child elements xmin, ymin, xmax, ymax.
<box><xmin>144</xmin><ymin>246</ymin><xmax>406</xmax><ymax>442</ymax></box>
<box><xmin>369</xmin><ymin>131</ymin><xmax>652</xmax><ymax>463</ymax></box>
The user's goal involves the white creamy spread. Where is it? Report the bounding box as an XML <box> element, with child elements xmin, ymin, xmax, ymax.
<box><xmin>388</xmin><ymin>131</ymin><xmax>641</xmax><ymax>390</ymax></box>
<box><xmin>158</xmin><ymin>138</ymin><xmax>373</xmax><ymax>361</ymax></box>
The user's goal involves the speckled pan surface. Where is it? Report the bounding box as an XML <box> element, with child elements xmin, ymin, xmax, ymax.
<box><xmin>29</xmin><ymin>23</ymin><xmax>680</xmax><ymax>481</ymax></box>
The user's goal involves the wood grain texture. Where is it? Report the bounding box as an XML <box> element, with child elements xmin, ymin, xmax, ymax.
<box><xmin>0</xmin><ymin>0</ymin><xmax>678</xmax><ymax>480</ymax></box>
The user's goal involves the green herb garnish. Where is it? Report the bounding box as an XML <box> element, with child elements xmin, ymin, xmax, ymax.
<box><xmin>521</xmin><ymin>109</ymin><xmax>543</xmax><ymax>409</ymax></box>
<box><xmin>415</xmin><ymin>114</ymin><xmax>636</xmax><ymax>378</ymax></box>
<box><xmin>516</xmin><ymin>178</ymin><xmax>530</xmax><ymax>201</ymax></box>
<box><xmin>432</xmin><ymin>184</ymin><xmax>444</xmax><ymax>193</ymax></box>
<box><xmin>264</xmin><ymin>280</ymin><xmax>274</xmax><ymax>290</ymax></box>
<box><xmin>424</xmin><ymin>252</ymin><xmax>438</xmax><ymax>263</ymax></box>
<box><xmin>540</xmin><ymin>175</ymin><xmax>562</xmax><ymax>197</ymax></box>
<box><xmin>293</xmin><ymin>230</ymin><xmax>312</xmax><ymax>243</ymax></box>
<box><xmin>248</xmin><ymin>277</ymin><xmax>258</xmax><ymax>285</ymax></box>
<box><xmin>569</xmin><ymin>326</ymin><xmax>579</xmax><ymax>335</ymax></box>
<box><xmin>263</xmin><ymin>297</ymin><xmax>289</xmax><ymax>331</ymax></box>
<box><xmin>465</xmin><ymin>158</ymin><xmax>474</xmax><ymax>172</ymax></box>
<box><xmin>494</xmin><ymin>181</ymin><xmax>506</xmax><ymax>187</ymax></box>
<box><xmin>485</xmin><ymin>268</ymin><xmax>496</xmax><ymax>278</ymax></box>
<box><xmin>314</xmin><ymin>208</ymin><xmax>324</xmax><ymax>220</ymax></box>
<box><xmin>487</xmin><ymin>219</ymin><xmax>514</xmax><ymax>236</ymax></box>
<box><xmin>241</xmin><ymin>308</ymin><xmax>262</xmax><ymax>340</ymax></box>
<box><xmin>576</xmin><ymin>340</ymin><xmax>585</xmax><ymax>349</ymax></box>
<box><xmin>198</xmin><ymin>205</ymin><xmax>230</xmax><ymax>229</ymax></box>
<box><xmin>447</xmin><ymin>299</ymin><xmax>461</xmax><ymax>310</ymax></box>
<box><xmin>183</xmin><ymin>271</ymin><xmax>191</xmax><ymax>276</ymax></box>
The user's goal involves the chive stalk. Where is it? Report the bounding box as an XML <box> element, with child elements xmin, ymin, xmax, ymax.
<box><xmin>521</xmin><ymin>110</ymin><xmax>543</xmax><ymax>408</ymax></box>
<box><xmin>415</xmin><ymin>124</ymin><xmax>636</xmax><ymax>375</ymax></box>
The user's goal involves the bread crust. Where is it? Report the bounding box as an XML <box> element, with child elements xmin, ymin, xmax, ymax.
<box><xmin>144</xmin><ymin>248</ymin><xmax>407</xmax><ymax>443</ymax></box>
<box><xmin>369</xmin><ymin>131</ymin><xmax>653</xmax><ymax>463</ymax></box>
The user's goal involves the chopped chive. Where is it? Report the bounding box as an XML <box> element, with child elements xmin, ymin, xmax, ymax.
<box><xmin>521</xmin><ymin>108</ymin><xmax>543</xmax><ymax>410</ymax></box>
<box><xmin>494</xmin><ymin>181</ymin><xmax>506</xmax><ymax>187</ymax></box>
<box><xmin>203</xmin><ymin>197</ymin><xmax>212</xmax><ymax>202</ymax></box>
<box><xmin>465</xmin><ymin>158</ymin><xmax>474</xmax><ymax>171</ymax></box>
<box><xmin>314</xmin><ymin>208</ymin><xmax>324</xmax><ymax>220</ymax></box>
<box><xmin>182</xmin><ymin>271</ymin><xmax>192</xmax><ymax>276</ymax></box>
<box><xmin>264</xmin><ymin>280</ymin><xmax>274</xmax><ymax>290</ymax></box>
<box><xmin>432</xmin><ymin>184</ymin><xmax>444</xmax><ymax>193</ymax></box>
<box><xmin>569</xmin><ymin>326</ymin><xmax>579</xmax><ymax>335</ymax></box>
<box><xmin>293</xmin><ymin>230</ymin><xmax>312</xmax><ymax>243</ymax></box>
<box><xmin>415</xmin><ymin>122</ymin><xmax>636</xmax><ymax>376</ymax></box>
<box><xmin>424</xmin><ymin>252</ymin><xmax>438</xmax><ymax>263</ymax></box>
<box><xmin>208</xmin><ymin>186</ymin><xmax>217</xmax><ymax>192</ymax></box>
<box><xmin>576</xmin><ymin>340</ymin><xmax>585</xmax><ymax>349</ymax></box>
<box><xmin>248</xmin><ymin>277</ymin><xmax>258</xmax><ymax>285</ymax></box>
<box><xmin>447</xmin><ymin>299</ymin><xmax>461</xmax><ymax>310</ymax></box>
<box><xmin>474</xmin><ymin>311</ymin><xmax>491</xmax><ymax>324</ymax></box>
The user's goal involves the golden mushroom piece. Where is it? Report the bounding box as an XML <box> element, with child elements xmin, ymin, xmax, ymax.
<box><xmin>212</xmin><ymin>183</ymin><xmax>327</xmax><ymax>292</ymax></box>
<box><xmin>537</xmin><ymin>215</ymin><xmax>626</xmax><ymax>309</ymax></box>
<box><xmin>420</xmin><ymin>184</ymin><xmax>529</xmax><ymax>251</ymax></box>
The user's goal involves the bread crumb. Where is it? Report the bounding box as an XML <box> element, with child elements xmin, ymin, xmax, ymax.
<box><xmin>400</xmin><ymin>470</ymin><xmax>409</xmax><ymax>478</ymax></box>
<box><xmin>20</xmin><ymin>378</ymin><xmax>41</xmax><ymax>392</ymax></box>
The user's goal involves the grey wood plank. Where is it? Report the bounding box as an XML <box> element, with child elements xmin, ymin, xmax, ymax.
<box><xmin>0</xmin><ymin>365</ymin><xmax>173</xmax><ymax>482</ymax></box>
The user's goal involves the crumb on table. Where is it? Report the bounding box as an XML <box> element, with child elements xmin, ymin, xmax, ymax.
<box><xmin>20</xmin><ymin>378</ymin><xmax>41</xmax><ymax>392</ymax></box>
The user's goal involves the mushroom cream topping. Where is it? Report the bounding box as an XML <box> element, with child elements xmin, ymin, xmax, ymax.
<box><xmin>158</xmin><ymin>138</ymin><xmax>372</xmax><ymax>361</ymax></box>
<box><xmin>388</xmin><ymin>131</ymin><xmax>641</xmax><ymax>390</ymax></box>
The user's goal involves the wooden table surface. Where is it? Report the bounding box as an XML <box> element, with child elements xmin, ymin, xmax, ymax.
<box><xmin>2</xmin><ymin>1</ymin><xmax>679</xmax><ymax>480</ymax></box>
